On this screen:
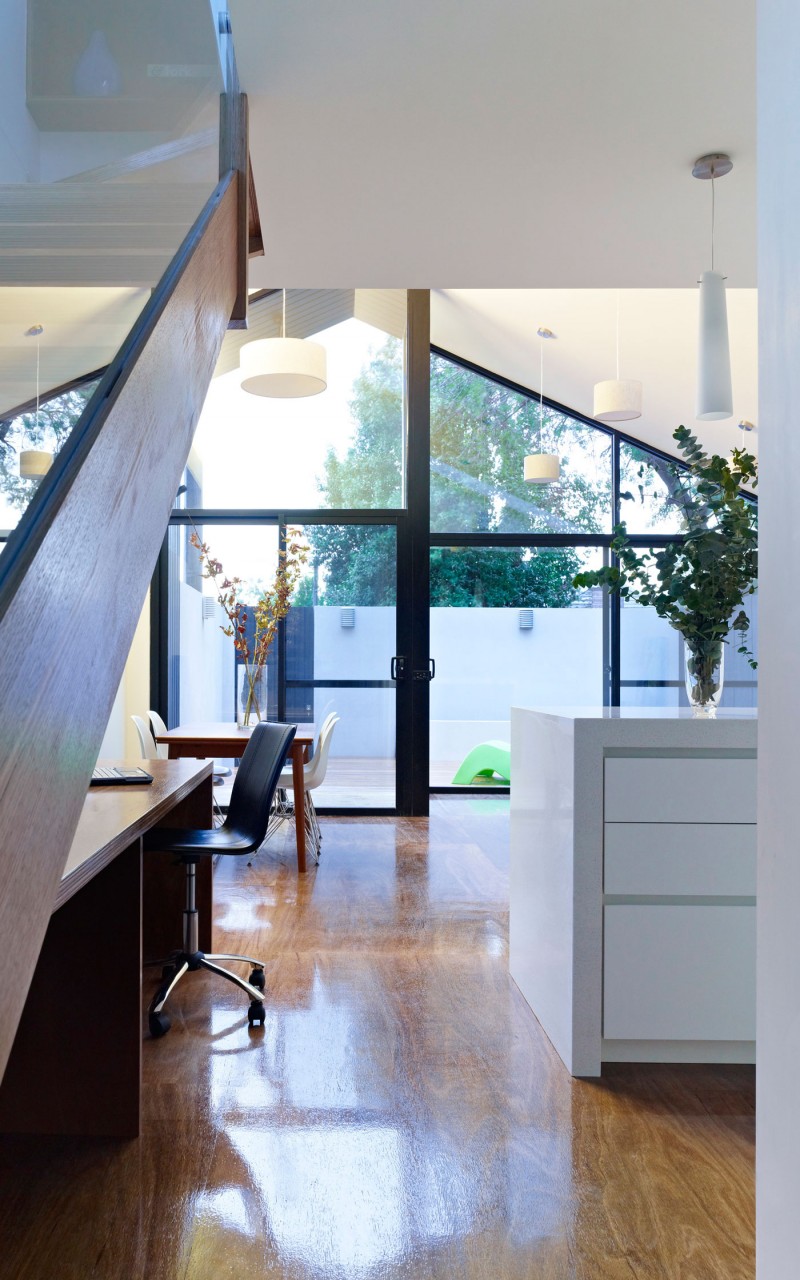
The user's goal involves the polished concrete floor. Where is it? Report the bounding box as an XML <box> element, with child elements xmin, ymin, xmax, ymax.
<box><xmin>0</xmin><ymin>797</ymin><xmax>754</xmax><ymax>1279</ymax></box>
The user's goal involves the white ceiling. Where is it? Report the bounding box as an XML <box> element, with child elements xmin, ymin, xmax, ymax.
<box><xmin>232</xmin><ymin>0</ymin><xmax>756</xmax><ymax>289</ymax></box>
<box><xmin>229</xmin><ymin>1</ymin><xmax>757</xmax><ymax>459</ymax></box>
<box><xmin>0</xmin><ymin>287</ymin><xmax>149</xmax><ymax>417</ymax></box>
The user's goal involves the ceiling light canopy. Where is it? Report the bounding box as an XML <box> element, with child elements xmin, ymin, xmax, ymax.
<box><xmin>694</xmin><ymin>153</ymin><xmax>733</xmax><ymax>421</ymax></box>
<box><xmin>239</xmin><ymin>290</ymin><xmax>327</xmax><ymax>398</ymax></box>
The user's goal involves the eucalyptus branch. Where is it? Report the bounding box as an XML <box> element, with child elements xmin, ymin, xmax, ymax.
<box><xmin>574</xmin><ymin>427</ymin><xmax>758</xmax><ymax>676</ymax></box>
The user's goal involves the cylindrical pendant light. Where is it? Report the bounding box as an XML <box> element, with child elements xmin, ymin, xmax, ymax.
<box><xmin>693</xmin><ymin>153</ymin><xmax>733</xmax><ymax>421</ymax></box>
<box><xmin>696</xmin><ymin>269</ymin><xmax>732</xmax><ymax>420</ymax></box>
<box><xmin>593</xmin><ymin>292</ymin><xmax>642</xmax><ymax>423</ymax></box>
<box><xmin>239</xmin><ymin>290</ymin><xmax>327</xmax><ymax>398</ymax></box>
<box><xmin>524</xmin><ymin>327</ymin><xmax>560</xmax><ymax>484</ymax></box>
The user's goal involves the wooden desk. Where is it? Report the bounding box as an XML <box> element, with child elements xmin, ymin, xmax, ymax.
<box><xmin>0</xmin><ymin>759</ymin><xmax>212</xmax><ymax>1139</ymax></box>
<box><xmin>156</xmin><ymin>721</ymin><xmax>315</xmax><ymax>873</ymax></box>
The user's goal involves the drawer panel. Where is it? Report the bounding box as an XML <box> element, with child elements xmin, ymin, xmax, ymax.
<box><xmin>604</xmin><ymin>822</ymin><xmax>756</xmax><ymax>896</ymax></box>
<box><xmin>603</xmin><ymin>904</ymin><xmax>755</xmax><ymax>1040</ymax></box>
<box><xmin>604</xmin><ymin>756</ymin><xmax>756</xmax><ymax>824</ymax></box>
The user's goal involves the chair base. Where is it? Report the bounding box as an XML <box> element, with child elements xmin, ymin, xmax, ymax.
<box><xmin>148</xmin><ymin>948</ymin><xmax>269</xmax><ymax>1037</ymax></box>
<box><xmin>268</xmin><ymin>788</ymin><xmax>322</xmax><ymax>865</ymax></box>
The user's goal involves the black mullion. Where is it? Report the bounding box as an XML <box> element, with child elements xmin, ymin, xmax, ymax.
<box><xmin>150</xmin><ymin>533</ymin><xmax>171</xmax><ymax>724</ymax></box>
<box><xmin>404</xmin><ymin>290</ymin><xmax>431</xmax><ymax>817</ymax></box>
<box><xmin>429</xmin><ymin>532</ymin><xmax>686</xmax><ymax>548</ymax></box>
<box><xmin>277</xmin><ymin>517</ymin><xmax>287</xmax><ymax>722</ymax></box>
<box><xmin>610</xmin><ymin>436</ymin><xmax>621</xmax><ymax>705</ymax></box>
<box><xmin>169</xmin><ymin>508</ymin><xmax>401</xmax><ymax>526</ymax></box>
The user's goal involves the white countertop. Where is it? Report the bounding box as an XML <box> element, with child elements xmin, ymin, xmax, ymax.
<box><xmin>512</xmin><ymin>705</ymin><xmax>757</xmax><ymax>722</ymax></box>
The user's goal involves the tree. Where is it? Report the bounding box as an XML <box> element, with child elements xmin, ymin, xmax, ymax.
<box><xmin>0</xmin><ymin>381</ymin><xmax>98</xmax><ymax>511</ymax></box>
<box><xmin>305</xmin><ymin>342</ymin><xmax>703</xmax><ymax>607</ymax></box>
<box><xmin>307</xmin><ymin>342</ymin><xmax>593</xmax><ymax>606</ymax></box>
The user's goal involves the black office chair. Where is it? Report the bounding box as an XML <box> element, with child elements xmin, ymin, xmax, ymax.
<box><xmin>144</xmin><ymin>721</ymin><xmax>296</xmax><ymax>1038</ymax></box>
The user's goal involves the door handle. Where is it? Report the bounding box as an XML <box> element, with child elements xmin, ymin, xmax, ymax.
<box><xmin>391</xmin><ymin>655</ymin><xmax>406</xmax><ymax>681</ymax></box>
<box><xmin>429</xmin><ymin>658</ymin><xmax>435</xmax><ymax>681</ymax></box>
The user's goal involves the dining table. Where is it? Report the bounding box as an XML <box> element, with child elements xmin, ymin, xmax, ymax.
<box><xmin>155</xmin><ymin>721</ymin><xmax>316</xmax><ymax>873</ymax></box>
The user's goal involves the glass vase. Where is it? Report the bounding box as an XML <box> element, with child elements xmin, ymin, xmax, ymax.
<box><xmin>684</xmin><ymin>642</ymin><xmax>724</xmax><ymax>718</ymax></box>
<box><xmin>237</xmin><ymin>664</ymin><xmax>267</xmax><ymax>728</ymax></box>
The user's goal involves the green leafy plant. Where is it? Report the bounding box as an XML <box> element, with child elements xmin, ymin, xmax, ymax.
<box><xmin>573</xmin><ymin>426</ymin><xmax>758</xmax><ymax>709</ymax></box>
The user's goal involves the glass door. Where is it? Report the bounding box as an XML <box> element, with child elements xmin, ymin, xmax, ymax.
<box><xmin>283</xmin><ymin>522</ymin><xmax>398</xmax><ymax>809</ymax></box>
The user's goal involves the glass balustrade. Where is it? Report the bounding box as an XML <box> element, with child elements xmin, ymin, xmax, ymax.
<box><xmin>0</xmin><ymin>0</ymin><xmax>228</xmax><ymax>542</ymax></box>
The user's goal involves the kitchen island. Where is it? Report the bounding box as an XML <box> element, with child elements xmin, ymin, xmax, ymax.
<box><xmin>509</xmin><ymin>706</ymin><xmax>757</xmax><ymax>1077</ymax></box>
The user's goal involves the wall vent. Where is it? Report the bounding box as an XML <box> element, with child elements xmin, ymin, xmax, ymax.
<box><xmin>202</xmin><ymin>596</ymin><xmax>217</xmax><ymax>621</ymax></box>
<box><xmin>518</xmin><ymin>608</ymin><xmax>534</xmax><ymax>630</ymax></box>
<box><xmin>340</xmin><ymin>607</ymin><xmax>356</xmax><ymax>628</ymax></box>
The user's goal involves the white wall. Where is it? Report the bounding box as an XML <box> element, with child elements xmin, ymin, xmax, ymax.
<box><xmin>756</xmin><ymin>3</ymin><xmax>800</xmax><ymax>1274</ymax></box>
<box><xmin>97</xmin><ymin>595</ymin><xmax>151</xmax><ymax>759</ymax></box>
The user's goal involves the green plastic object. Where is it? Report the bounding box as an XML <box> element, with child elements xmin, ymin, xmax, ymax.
<box><xmin>451</xmin><ymin>740</ymin><xmax>511</xmax><ymax>786</ymax></box>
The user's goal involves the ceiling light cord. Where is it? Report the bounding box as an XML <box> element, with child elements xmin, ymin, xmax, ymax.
<box><xmin>539</xmin><ymin>340</ymin><xmax>544</xmax><ymax>451</ymax></box>
<box><xmin>35</xmin><ymin>330</ymin><xmax>40</xmax><ymax>433</ymax></box>
<box><xmin>615</xmin><ymin>289</ymin><xmax>620</xmax><ymax>382</ymax></box>
<box><xmin>711</xmin><ymin>170</ymin><xmax>716</xmax><ymax>272</ymax></box>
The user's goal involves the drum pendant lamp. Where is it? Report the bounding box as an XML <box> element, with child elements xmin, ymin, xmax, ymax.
<box><xmin>593</xmin><ymin>291</ymin><xmax>642</xmax><ymax>423</ymax></box>
<box><xmin>239</xmin><ymin>290</ymin><xmax>327</xmax><ymax>398</ymax></box>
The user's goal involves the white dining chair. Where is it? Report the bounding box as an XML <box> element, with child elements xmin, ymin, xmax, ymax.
<box><xmin>132</xmin><ymin>714</ymin><xmax>166</xmax><ymax>760</ymax></box>
<box><xmin>270</xmin><ymin>714</ymin><xmax>339</xmax><ymax>863</ymax></box>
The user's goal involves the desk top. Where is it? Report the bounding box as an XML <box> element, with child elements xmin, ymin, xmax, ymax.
<box><xmin>59</xmin><ymin>759</ymin><xmax>212</xmax><ymax>910</ymax></box>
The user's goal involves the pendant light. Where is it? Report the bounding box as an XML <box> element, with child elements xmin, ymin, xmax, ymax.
<box><xmin>19</xmin><ymin>324</ymin><xmax>53</xmax><ymax>480</ymax></box>
<box><xmin>524</xmin><ymin>328</ymin><xmax>560</xmax><ymax>484</ymax></box>
<box><xmin>239</xmin><ymin>289</ymin><xmax>327</xmax><ymax>398</ymax></box>
<box><xmin>593</xmin><ymin>291</ymin><xmax>642</xmax><ymax>422</ymax></box>
<box><xmin>693</xmin><ymin>153</ymin><xmax>733</xmax><ymax>421</ymax></box>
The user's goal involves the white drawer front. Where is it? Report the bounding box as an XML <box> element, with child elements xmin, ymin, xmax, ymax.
<box><xmin>604</xmin><ymin>822</ymin><xmax>756</xmax><ymax>896</ymax></box>
<box><xmin>603</xmin><ymin>904</ymin><xmax>755</xmax><ymax>1040</ymax></box>
<box><xmin>604</xmin><ymin>756</ymin><xmax>756</xmax><ymax>824</ymax></box>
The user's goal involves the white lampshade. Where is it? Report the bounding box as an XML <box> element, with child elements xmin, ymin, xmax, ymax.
<box><xmin>240</xmin><ymin>337</ymin><xmax>327</xmax><ymax>398</ymax></box>
<box><xmin>697</xmin><ymin>269</ymin><xmax>733</xmax><ymax>420</ymax></box>
<box><xmin>593</xmin><ymin>378</ymin><xmax>642</xmax><ymax>423</ymax></box>
<box><xmin>19</xmin><ymin>449</ymin><xmax>52</xmax><ymax>478</ymax></box>
<box><xmin>524</xmin><ymin>453</ymin><xmax>560</xmax><ymax>483</ymax></box>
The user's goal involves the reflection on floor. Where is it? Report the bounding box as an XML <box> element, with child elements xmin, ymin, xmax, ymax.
<box><xmin>214</xmin><ymin>756</ymin><xmax>507</xmax><ymax>808</ymax></box>
<box><xmin>0</xmin><ymin>797</ymin><xmax>754</xmax><ymax>1279</ymax></box>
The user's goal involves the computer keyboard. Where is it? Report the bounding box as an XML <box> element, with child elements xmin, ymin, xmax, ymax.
<box><xmin>90</xmin><ymin>766</ymin><xmax>154</xmax><ymax>786</ymax></box>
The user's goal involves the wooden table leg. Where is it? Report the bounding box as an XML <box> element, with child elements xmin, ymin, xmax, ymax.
<box><xmin>291</xmin><ymin>742</ymin><xmax>307</xmax><ymax>873</ymax></box>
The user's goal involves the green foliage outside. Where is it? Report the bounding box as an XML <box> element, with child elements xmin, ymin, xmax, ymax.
<box><xmin>0</xmin><ymin>381</ymin><xmax>98</xmax><ymax>512</ymax></box>
<box><xmin>305</xmin><ymin>342</ymin><xmax>611</xmax><ymax>607</ymax></box>
<box><xmin>296</xmin><ymin>340</ymin><xmax>728</xmax><ymax>614</ymax></box>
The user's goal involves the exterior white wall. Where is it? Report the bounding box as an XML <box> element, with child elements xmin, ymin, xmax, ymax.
<box><xmin>756</xmin><ymin>3</ymin><xmax>800</xmax><ymax>1274</ymax></box>
<box><xmin>179</xmin><ymin>586</ymin><xmax>233</xmax><ymax>724</ymax></box>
